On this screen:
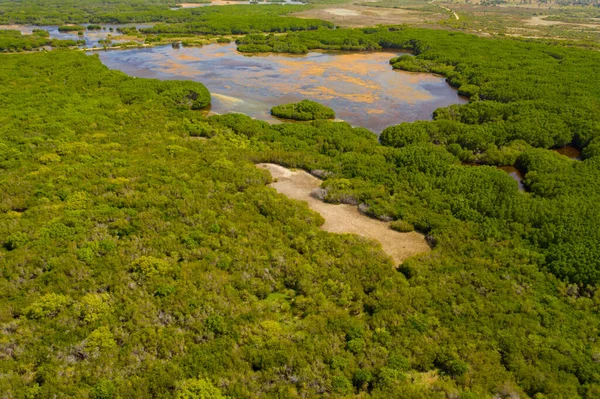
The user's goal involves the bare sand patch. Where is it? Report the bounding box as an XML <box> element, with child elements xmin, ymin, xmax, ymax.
<box><xmin>325</xmin><ymin>8</ymin><xmax>361</xmax><ymax>17</ymax></box>
<box><xmin>526</xmin><ymin>15</ymin><xmax>600</xmax><ymax>29</ymax></box>
<box><xmin>212</xmin><ymin>93</ymin><xmax>244</xmax><ymax>105</ymax></box>
<box><xmin>292</xmin><ymin>5</ymin><xmax>444</xmax><ymax>28</ymax></box>
<box><xmin>177</xmin><ymin>3</ymin><xmax>207</xmax><ymax>8</ymax></box>
<box><xmin>257</xmin><ymin>163</ymin><xmax>430</xmax><ymax>265</ymax></box>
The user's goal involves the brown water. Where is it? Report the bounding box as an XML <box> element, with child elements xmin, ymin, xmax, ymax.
<box><xmin>554</xmin><ymin>145</ymin><xmax>581</xmax><ymax>160</ymax></box>
<box><xmin>498</xmin><ymin>166</ymin><xmax>526</xmax><ymax>191</ymax></box>
<box><xmin>94</xmin><ymin>43</ymin><xmax>467</xmax><ymax>133</ymax></box>
<box><xmin>464</xmin><ymin>163</ymin><xmax>526</xmax><ymax>191</ymax></box>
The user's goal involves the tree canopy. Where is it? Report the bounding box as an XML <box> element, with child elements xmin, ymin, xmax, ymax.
<box><xmin>2</xmin><ymin>2</ymin><xmax>600</xmax><ymax>398</ymax></box>
<box><xmin>270</xmin><ymin>100</ymin><xmax>335</xmax><ymax>121</ymax></box>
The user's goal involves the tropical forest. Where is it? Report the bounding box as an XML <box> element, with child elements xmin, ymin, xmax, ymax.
<box><xmin>1</xmin><ymin>0</ymin><xmax>600</xmax><ymax>398</ymax></box>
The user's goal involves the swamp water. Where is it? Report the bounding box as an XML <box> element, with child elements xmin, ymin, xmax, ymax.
<box><xmin>95</xmin><ymin>43</ymin><xmax>467</xmax><ymax>132</ymax></box>
<box><xmin>0</xmin><ymin>24</ymin><xmax>156</xmax><ymax>48</ymax></box>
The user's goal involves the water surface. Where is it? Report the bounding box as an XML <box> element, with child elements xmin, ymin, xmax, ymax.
<box><xmin>498</xmin><ymin>166</ymin><xmax>526</xmax><ymax>191</ymax></box>
<box><xmin>0</xmin><ymin>24</ymin><xmax>152</xmax><ymax>48</ymax></box>
<box><xmin>554</xmin><ymin>145</ymin><xmax>581</xmax><ymax>160</ymax></box>
<box><xmin>95</xmin><ymin>43</ymin><xmax>467</xmax><ymax>132</ymax></box>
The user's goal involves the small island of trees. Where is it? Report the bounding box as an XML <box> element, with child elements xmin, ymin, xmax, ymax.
<box><xmin>58</xmin><ymin>25</ymin><xmax>86</xmax><ymax>32</ymax></box>
<box><xmin>271</xmin><ymin>99</ymin><xmax>335</xmax><ymax>121</ymax></box>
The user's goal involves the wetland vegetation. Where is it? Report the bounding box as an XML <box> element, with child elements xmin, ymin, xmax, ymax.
<box><xmin>2</xmin><ymin>1</ymin><xmax>600</xmax><ymax>398</ymax></box>
<box><xmin>0</xmin><ymin>28</ymin><xmax>79</xmax><ymax>51</ymax></box>
<box><xmin>271</xmin><ymin>100</ymin><xmax>335</xmax><ymax>121</ymax></box>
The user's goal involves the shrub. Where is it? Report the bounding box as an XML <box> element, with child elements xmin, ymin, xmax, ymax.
<box><xmin>331</xmin><ymin>375</ymin><xmax>352</xmax><ymax>394</ymax></box>
<box><xmin>175</xmin><ymin>378</ymin><xmax>225</xmax><ymax>399</ymax></box>
<box><xmin>352</xmin><ymin>369</ymin><xmax>373</xmax><ymax>390</ymax></box>
<box><xmin>380</xmin><ymin>123</ymin><xmax>431</xmax><ymax>147</ymax></box>
<box><xmin>130</xmin><ymin>256</ymin><xmax>171</xmax><ymax>282</ymax></box>
<box><xmin>90</xmin><ymin>379</ymin><xmax>115</xmax><ymax>399</ymax></box>
<box><xmin>388</xmin><ymin>354</ymin><xmax>410</xmax><ymax>371</ymax></box>
<box><xmin>390</xmin><ymin>220</ymin><xmax>415</xmax><ymax>233</ymax></box>
<box><xmin>346</xmin><ymin>338</ymin><xmax>365</xmax><ymax>354</ymax></box>
<box><xmin>38</xmin><ymin>153</ymin><xmax>61</xmax><ymax>164</ymax></box>
<box><xmin>86</xmin><ymin>326</ymin><xmax>117</xmax><ymax>352</ymax></box>
<box><xmin>4</xmin><ymin>231</ymin><xmax>28</xmax><ymax>250</ymax></box>
<box><xmin>58</xmin><ymin>25</ymin><xmax>85</xmax><ymax>32</ymax></box>
<box><xmin>25</xmin><ymin>293</ymin><xmax>71</xmax><ymax>319</ymax></box>
<box><xmin>271</xmin><ymin>100</ymin><xmax>335</xmax><ymax>121</ymax></box>
<box><xmin>77</xmin><ymin>293</ymin><xmax>111</xmax><ymax>323</ymax></box>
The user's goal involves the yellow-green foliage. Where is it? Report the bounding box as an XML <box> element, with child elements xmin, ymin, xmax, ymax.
<box><xmin>86</xmin><ymin>326</ymin><xmax>117</xmax><ymax>352</ymax></box>
<box><xmin>38</xmin><ymin>153</ymin><xmax>61</xmax><ymax>164</ymax></box>
<box><xmin>390</xmin><ymin>220</ymin><xmax>414</xmax><ymax>233</ymax></box>
<box><xmin>271</xmin><ymin>100</ymin><xmax>335</xmax><ymax>121</ymax></box>
<box><xmin>77</xmin><ymin>293</ymin><xmax>111</xmax><ymax>323</ymax></box>
<box><xmin>24</xmin><ymin>293</ymin><xmax>72</xmax><ymax>319</ymax></box>
<box><xmin>130</xmin><ymin>256</ymin><xmax>172</xmax><ymax>281</ymax></box>
<box><xmin>175</xmin><ymin>378</ymin><xmax>225</xmax><ymax>399</ymax></box>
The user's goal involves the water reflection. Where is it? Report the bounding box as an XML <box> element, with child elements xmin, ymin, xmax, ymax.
<box><xmin>497</xmin><ymin>166</ymin><xmax>526</xmax><ymax>191</ymax></box>
<box><xmin>0</xmin><ymin>24</ymin><xmax>152</xmax><ymax>48</ymax></box>
<box><xmin>95</xmin><ymin>43</ymin><xmax>467</xmax><ymax>132</ymax></box>
<box><xmin>554</xmin><ymin>145</ymin><xmax>581</xmax><ymax>160</ymax></box>
<box><xmin>464</xmin><ymin>163</ymin><xmax>526</xmax><ymax>192</ymax></box>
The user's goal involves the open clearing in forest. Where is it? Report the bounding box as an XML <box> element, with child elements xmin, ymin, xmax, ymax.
<box><xmin>525</xmin><ymin>15</ymin><xmax>600</xmax><ymax>29</ymax></box>
<box><xmin>257</xmin><ymin>163</ymin><xmax>430</xmax><ymax>265</ymax></box>
<box><xmin>291</xmin><ymin>5</ymin><xmax>444</xmax><ymax>28</ymax></box>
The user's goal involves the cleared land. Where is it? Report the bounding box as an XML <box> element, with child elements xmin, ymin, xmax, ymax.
<box><xmin>526</xmin><ymin>15</ymin><xmax>600</xmax><ymax>29</ymax></box>
<box><xmin>292</xmin><ymin>5</ymin><xmax>445</xmax><ymax>28</ymax></box>
<box><xmin>258</xmin><ymin>163</ymin><xmax>431</xmax><ymax>265</ymax></box>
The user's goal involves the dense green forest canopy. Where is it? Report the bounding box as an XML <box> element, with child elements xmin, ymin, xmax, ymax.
<box><xmin>270</xmin><ymin>100</ymin><xmax>335</xmax><ymax>121</ymax></box>
<box><xmin>2</xmin><ymin>1</ymin><xmax>600</xmax><ymax>398</ymax></box>
<box><xmin>0</xmin><ymin>1</ymin><xmax>311</xmax><ymax>25</ymax></box>
<box><xmin>0</xmin><ymin>0</ymin><xmax>182</xmax><ymax>24</ymax></box>
<box><xmin>139</xmin><ymin>13</ymin><xmax>331</xmax><ymax>36</ymax></box>
<box><xmin>1</xmin><ymin>44</ymin><xmax>600</xmax><ymax>398</ymax></box>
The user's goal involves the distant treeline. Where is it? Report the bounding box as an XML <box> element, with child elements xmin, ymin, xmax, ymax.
<box><xmin>0</xmin><ymin>29</ymin><xmax>80</xmax><ymax>51</ymax></box>
<box><xmin>0</xmin><ymin>1</ymin><xmax>310</xmax><ymax>25</ymax></box>
<box><xmin>140</xmin><ymin>16</ymin><xmax>331</xmax><ymax>36</ymax></box>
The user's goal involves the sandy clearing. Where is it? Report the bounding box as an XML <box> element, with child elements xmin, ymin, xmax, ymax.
<box><xmin>325</xmin><ymin>9</ymin><xmax>361</xmax><ymax>17</ymax></box>
<box><xmin>526</xmin><ymin>15</ymin><xmax>600</xmax><ymax>29</ymax></box>
<box><xmin>177</xmin><ymin>3</ymin><xmax>207</xmax><ymax>8</ymax></box>
<box><xmin>257</xmin><ymin>163</ymin><xmax>430</xmax><ymax>265</ymax></box>
<box><xmin>292</xmin><ymin>6</ymin><xmax>443</xmax><ymax>28</ymax></box>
